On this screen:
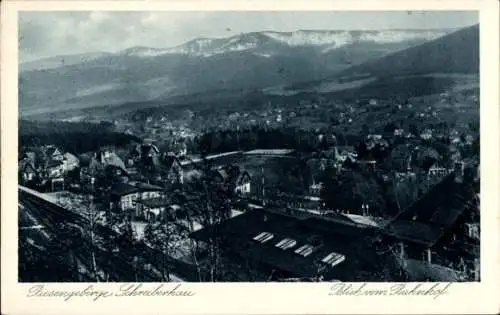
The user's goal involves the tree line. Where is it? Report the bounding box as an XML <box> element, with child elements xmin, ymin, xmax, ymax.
<box><xmin>19</xmin><ymin>120</ymin><xmax>140</xmax><ymax>154</ymax></box>
<box><xmin>191</xmin><ymin>126</ymin><xmax>341</xmax><ymax>155</ymax></box>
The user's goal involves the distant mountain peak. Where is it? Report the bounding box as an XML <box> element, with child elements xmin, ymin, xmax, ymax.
<box><xmin>20</xmin><ymin>25</ymin><xmax>477</xmax><ymax>116</ymax></box>
<box><xmin>20</xmin><ymin>51</ymin><xmax>111</xmax><ymax>72</ymax></box>
<box><xmin>122</xmin><ymin>28</ymin><xmax>455</xmax><ymax>58</ymax></box>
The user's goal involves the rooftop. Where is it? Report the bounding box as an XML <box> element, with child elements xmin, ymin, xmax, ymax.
<box><xmin>190</xmin><ymin>208</ymin><xmax>376</xmax><ymax>280</ymax></box>
<box><xmin>244</xmin><ymin>149</ymin><xmax>296</xmax><ymax>156</ymax></box>
<box><xmin>182</xmin><ymin>151</ymin><xmax>243</xmax><ymax>166</ymax></box>
<box><xmin>382</xmin><ymin>173</ymin><xmax>477</xmax><ymax>247</ymax></box>
<box><xmin>110</xmin><ymin>182</ymin><xmax>163</xmax><ymax>196</ymax></box>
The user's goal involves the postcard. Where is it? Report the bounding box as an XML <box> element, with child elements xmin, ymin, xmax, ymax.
<box><xmin>1</xmin><ymin>0</ymin><xmax>499</xmax><ymax>314</ymax></box>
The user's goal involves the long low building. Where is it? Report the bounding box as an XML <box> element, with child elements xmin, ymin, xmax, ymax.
<box><xmin>189</xmin><ymin>208</ymin><xmax>390</xmax><ymax>281</ymax></box>
<box><xmin>380</xmin><ymin>169</ymin><xmax>480</xmax><ymax>281</ymax></box>
<box><xmin>244</xmin><ymin>149</ymin><xmax>296</xmax><ymax>156</ymax></box>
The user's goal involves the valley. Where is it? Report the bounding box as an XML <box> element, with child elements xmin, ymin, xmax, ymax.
<box><xmin>17</xmin><ymin>18</ymin><xmax>481</xmax><ymax>284</ymax></box>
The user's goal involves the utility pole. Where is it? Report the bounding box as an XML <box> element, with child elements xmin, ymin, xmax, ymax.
<box><xmin>236</xmin><ymin>124</ymin><xmax>241</xmax><ymax>151</ymax></box>
<box><xmin>261</xmin><ymin>167</ymin><xmax>266</xmax><ymax>206</ymax></box>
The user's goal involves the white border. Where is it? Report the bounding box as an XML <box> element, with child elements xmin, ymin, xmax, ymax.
<box><xmin>2</xmin><ymin>1</ymin><xmax>499</xmax><ymax>314</ymax></box>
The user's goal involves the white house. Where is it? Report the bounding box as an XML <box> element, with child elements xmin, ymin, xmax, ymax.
<box><xmin>109</xmin><ymin>182</ymin><xmax>164</xmax><ymax>218</ymax></box>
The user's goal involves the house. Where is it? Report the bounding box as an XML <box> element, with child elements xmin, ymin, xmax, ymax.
<box><xmin>465</xmin><ymin>135</ymin><xmax>475</xmax><ymax>146</ymax></box>
<box><xmin>427</xmin><ymin>163</ymin><xmax>449</xmax><ymax>178</ymax></box>
<box><xmin>381</xmin><ymin>169</ymin><xmax>479</xmax><ymax>281</ymax></box>
<box><xmin>78</xmin><ymin>154</ymin><xmax>96</xmax><ymax>188</ymax></box>
<box><xmin>109</xmin><ymin>182</ymin><xmax>165</xmax><ymax>218</ymax></box>
<box><xmin>79</xmin><ymin>151</ymin><xmax>128</xmax><ymax>188</ymax></box>
<box><xmin>46</xmin><ymin>160</ymin><xmax>65</xmax><ymax>179</ymax></box>
<box><xmin>44</xmin><ymin>145</ymin><xmax>64</xmax><ymax>161</ymax></box>
<box><xmin>137</xmin><ymin>198</ymin><xmax>178</xmax><ymax>222</ymax></box>
<box><xmin>97</xmin><ymin>151</ymin><xmax>127</xmax><ymax>171</ymax></box>
<box><xmin>128</xmin><ymin>145</ymin><xmax>142</xmax><ymax>163</ymax></box>
<box><xmin>365</xmin><ymin>135</ymin><xmax>388</xmax><ymax>151</ymax></box>
<box><xmin>140</xmin><ymin>143</ymin><xmax>160</xmax><ymax>159</ymax></box>
<box><xmin>451</xmin><ymin>136</ymin><xmax>461</xmax><ymax>145</ymax></box>
<box><xmin>334</xmin><ymin>146</ymin><xmax>357</xmax><ymax>164</ymax></box>
<box><xmin>104</xmin><ymin>164</ymin><xmax>130</xmax><ymax>183</ymax></box>
<box><xmin>309</xmin><ymin>182</ymin><xmax>323</xmax><ymax>196</ymax></box>
<box><xmin>394</xmin><ymin>129</ymin><xmax>405</xmax><ymax>137</ymax></box>
<box><xmin>19</xmin><ymin>151</ymin><xmax>36</xmax><ymax>163</ymax></box>
<box><xmin>367</xmin><ymin>134</ymin><xmax>382</xmax><ymax>141</ymax></box>
<box><xmin>62</xmin><ymin>153</ymin><xmax>79</xmax><ymax>172</ymax></box>
<box><xmin>19</xmin><ymin>160</ymin><xmax>38</xmax><ymax>184</ymax></box>
<box><xmin>190</xmin><ymin>208</ymin><xmax>385</xmax><ymax>281</ymax></box>
<box><xmin>95</xmin><ymin>150</ymin><xmax>126</xmax><ymax>168</ymax></box>
<box><xmin>172</xmin><ymin>142</ymin><xmax>188</xmax><ymax>157</ymax></box>
<box><xmin>39</xmin><ymin>159</ymin><xmax>65</xmax><ymax>191</ymax></box>
<box><xmin>163</xmin><ymin>153</ymin><xmax>185</xmax><ymax>184</ymax></box>
<box><xmin>211</xmin><ymin>166</ymin><xmax>252</xmax><ymax>195</ymax></box>
<box><xmin>235</xmin><ymin>171</ymin><xmax>252</xmax><ymax>195</ymax></box>
<box><xmin>127</xmin><ymin>143</ymin><xmax>159</xmax><ymax>165</ymax></box>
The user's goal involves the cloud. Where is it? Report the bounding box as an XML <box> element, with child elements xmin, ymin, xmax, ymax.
<box><xmin>18</xmin><ymin>11</ymin><xmax>478</xmax><ymax>62</ymax></box>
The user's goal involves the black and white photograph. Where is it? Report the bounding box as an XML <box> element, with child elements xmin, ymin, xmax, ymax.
<box><xmin>16</xmin><ymin>10</ymin><xmax>481</xmax><ymax>284</ymax></box>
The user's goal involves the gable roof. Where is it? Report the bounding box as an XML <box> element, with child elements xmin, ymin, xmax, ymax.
<box><xmin>100</xmin><ymin>152</ymin><xmax>126</xmax><ymax>171</ymax></box>
<box><xmin>236</xmin><ymin>171</ymin><xmax>251</xmax><ymax>185</ymax></box>
<box><xmin>63</xmin><ymin>153</ymin><xmax>79</xmax><ymax>165</ymax></box>
<box><xmin>190</xmin><ymin>209</ymin><xmax>374</xmax><ymax>280</ymax></box>
<box><xmin>214</xmin><ymin>168</ymin><xmax>230</xmax><ymax>181</ymax></box>
<box><xmin>45</xmin><ymin>146</ymin><xmax>61</xmax><ymax>156</ymax></box>
<box><xmin>382</xmin><ymin>174</ymin><xmax>477</xmax><ymax>247</ymax></box>
<box><xmin>211</xmin><ymin>166</ymin><xmax>250</xmax><ymax>186</ymax></box>
<box><xmin>162</xmin><ymin>153</ymin><xmax>182</xmax><ymax>170</ymax></box>
<box><xmin>141</xmin><ymin>144</ymin><xmax>160</xmax><ymax>156</ymax></box>
<box><xmin>135</xmin><ymin>182</ymin><xmax>163</xmax><ymax>191</ymax></box>
<box><xmin>110</xmin><ymin>182</ymin><xmax>163</xmax><ymax>196</ymax></box>
<box><xmin>19</xmin><ymin>151</ymin><xmax>36</xmax><ymax>161</ymax></box>
<box><xmin>19</xmin><ymin>160</ymin><xmax>36</xmax><ymax>172</ymax></box>
<box><xmin>396</xmin><ymin>174</ymin><xmax>474</xmax><ymax>227</ymax></box>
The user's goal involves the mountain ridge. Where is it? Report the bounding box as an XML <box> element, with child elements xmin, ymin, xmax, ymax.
<box><xmin>121</xmin><ymin>29</ymin><xmax>454</xmax><ymax>58</ymax></box>
<box><xmin>336</xmin><ymin>24</ymin><xmax>479</xmax><ymax>78</ymax></box>
<box><xmin>19</xmin><ymin>27</ymin><xmax>474</xmax><ymax>117</ymax></box>
<box><xmin>270</xmin><ymin>24</ymin><xmax>479</xmax><ymax>97</ymax></box>
<box><xmin>21</xmin><ymin>28</ymin><xmax>457</xmax><ymax>67</ymax></box>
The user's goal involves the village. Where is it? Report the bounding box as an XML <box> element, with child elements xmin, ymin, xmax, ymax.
<box><xmin>18</xmin><ymin>107</ymin><xmax>480</xmax><ymax>282</ymax></box>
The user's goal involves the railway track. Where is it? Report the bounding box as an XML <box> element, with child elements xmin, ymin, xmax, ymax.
<box><xmin>19</xmin><ymin>187</ymin><xmax>199</xmax><ymax>282</ymax></box>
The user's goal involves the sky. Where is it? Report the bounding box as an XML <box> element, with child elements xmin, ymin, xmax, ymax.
<box><xmin>19</xmin><ymin>11</ymin><xmax>478</xmax><ymax>62</ymax></box>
